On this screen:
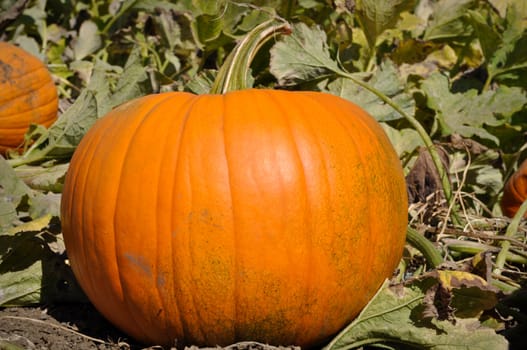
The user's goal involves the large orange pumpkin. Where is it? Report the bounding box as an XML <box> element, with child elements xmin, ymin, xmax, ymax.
<box><xmin>0</xmin><ymin>42</ymin><xmax>58</xmax><ymax>154</ymax></box>
<box><xmin>61</xmin><ymin>89</ymin><xmax>408</xmax><ymax>348</ymax></box>
<box><xmin>501</xmin><ymin>159</ymin><xmax>527</xmax><ymax>218</ymax></box>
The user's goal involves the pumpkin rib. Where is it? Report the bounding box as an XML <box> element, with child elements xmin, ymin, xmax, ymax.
<box><xmin>115</xmin><ymin>103</ymin><xmax>158</xmax><ymax>340</ymax></box>
<box><xmin>164</xmin><ymin>93</ymin><xmax>201</xmax><ymax>343</ymax></box>
<box><xmin>63</xmin><ymin>110</ymin><xmax>122</xmax><ymax>326</ymax></box>
<box><xmin>302</xmin><ymin>92</ymin><xmax>374</xmax><ymax>335</ymax></box>
<box><xmin>0</xmin><ymin>61</ymin><xmax>43</xmax><ymax>85</ymax></box>
<box><xmin>180</xmin><ymin>95</ymin><xmax>207</xmax><ymax>344</ymax></box>
<box><xmin>81</xmin><ymin>110</ymin><xmax>130</xmax><ymax>322</ymax></box>
<box><xmin>113</xmin><ymin>95</ymin><xmax>183</xmax><ymax>341</ymax></box>
<box><xmin>300</xmin><ymin>92</ymin><xmax>355</xmax><ymax>326</ymax></box>
<box><xmin>140</xmin><ymin>94</ymin><xmax>183</xmax><ymax>343</ymax></box>
<box><xmin>0</xmin><ymin>95</ymin><xmax>58</xmax><ymax>127</ymax></box>
<box><xmin>260</xmin><ymin>90</ymin><xmax>316</xmax><ymax>343</ymax></box>
<box><xmin>0</xmin><ymin>82</ymin><xmax>57</xmax><ymax>113</ymax></box>
<box><xmin>306</xmin><ymin>92</ymin><xmax>407</xmax><ymax>324</ymax></box>
<box><xmin>223</xmin><ymin>91</ymin><xmax>249</xmax><ymax>342</ymax></box>
<box><xmin>221</xmin><ymin>92</ymin><xmax>242</xmax><ymax>343</ymax></box>
<box><xmin>0</xmin><ymin>67</ymin><xmax>55</xmax><ymax>104</ymax></box>
<box><xmin>323</xmin><ymin>92</ymin><xmax>407</xmax><ymax>279</ymax></box>
<box><xmin>326</xmin><ymin>96</ymin><xmax>378</xmax><ymax>289</ymax></box>
<box><xmin>68</xmin><ymin>96</ymin><xmax>173</xmax><ymax>340</ymax></box>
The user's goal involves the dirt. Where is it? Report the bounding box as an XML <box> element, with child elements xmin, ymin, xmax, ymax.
<box><xmin>0</xmin><ymin>303</ymin><xmax>144</xmax><ymax>349</ymax></box>
<box><xmin>0</xmin><ymin>303</ymin><xmax>301</xmax><ymax>350</ymax></box>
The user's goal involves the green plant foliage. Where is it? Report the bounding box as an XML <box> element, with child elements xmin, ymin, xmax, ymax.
<box><xmin>324</xmin><ymin>273</ymin><xmax>508</xmax><ymax>350</ymax></box>
<box><xmin>422</xmin><ymin>72</ymin><xmax>526</xmax><ymax>144</ymax></box>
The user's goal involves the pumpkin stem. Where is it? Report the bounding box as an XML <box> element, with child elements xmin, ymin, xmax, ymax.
<box><xmin>210</xmin><ymin>19</ymin><xmax>292</xmax><ymax>94</ymax></box>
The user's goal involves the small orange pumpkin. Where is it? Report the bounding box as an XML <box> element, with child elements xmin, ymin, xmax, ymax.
<box><xmin>501</xmin><ymin>159</ymin><xmax>527</xmax><ymax>218</ymax></box>
<box><xmin>0</xmin><ymin>42</ymin><xmax>58</xmax><ymax>154</ymax></box>
<box><xmin>61</xmin><ymin>89</ymin><xmax>408</xmax><ymax>348</ymax></box>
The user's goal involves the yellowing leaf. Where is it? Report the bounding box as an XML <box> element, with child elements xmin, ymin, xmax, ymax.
<box><xmin>435</xmin><ymin>270</ymin><xmax>488</xmax><ymax>290</ymax></box>
<box><xmin>6</xmin><ymin>214</ymin><xmax>52</xmax><ymax>235</ymax></box>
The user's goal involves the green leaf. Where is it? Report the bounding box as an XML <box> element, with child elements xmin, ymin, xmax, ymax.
<box><xmin>466</xmin><ymin>10</ymin><xmax>501</xmax><ymax>62</ymax></box>
<box><xmin>13</xmin><ymin>163</ymin><xmax>68</xmax><ymax>193</ymax></box>
<box><xmin>0</xmin><ymin>230</ymin><xmax>87</xmax><ymax>306</ymax></box>
<box><xmin>0</xmin><ymin>156</ymin><xmax>31</xmax><ymax>200</ymax></box>
<box><xmin>73</xmin><ymin>20</ymin><xmax>102</xmax><ymax>60</ymax></box>
<box><xmin>0</xmin><ymin>156</ymin><xmax>61</xmax><ymax>229</ymax></box>
<box><xmin>39</xmin><ymin>66</ymin><xmax>106</xmax><ymax>158</ymax></box>
<box><xmin>191</xmin><ymin>13</ymin><xmax>225</xmax><ymax>48</ymax></box>
<box><xmin>380</xmin><ymin>124</ymin><xmax>423</xmax><ymax>159</ymax></box>
<box><xmin>191</xmin><ymin>2</ymin><xmax>256</xmax><ymax>50</ymax></box>
<box><xmin>270</xmin><ymin>22</ymin><xmax>340</xmax><ymax>86</ymax></box>
<box><xmin>324</xmin><ymin>278</ymin><xmax>508</xmax><ymax>350</ymax></box>
<box><xmin>421</xmin><ymin>73</ymin><xmax>527</xmax><ymax>144</ymax></box>
<box><xmin>487</xmin><ymin>3</ymin><xmax>527</xmax><ymax>85</ymax></box>
<box><xmin>423</xmin><ymin>0</ymin><xmax>475</xmax><ymax>40</ymax></box>
<box><xmin>192</xmin><ymin>0</ymin><xmax>225</xmax><ymax>15</ymax></box>
<box><xmin>326</xmin><ymin>60</ymin><xmax>415</xmax><ymax>121</ymax></box>
<box><xmin>355</xmin><ymin>0</ymin><xmax>416</xmax><ymax>48</ymax></box>
<box><xmin>0</xmin><ymin>260</ymin><xmax>43</xmax><ymax>306</ymax></box>
<box><xmin>186</xmin><ymin>69</ymin><xmax>217</xmax><ymax>94</ymax></box>
<box><xmin>0</xmin><ymin>156</ymin><xmax>32</xmax><ymax>230</ymax></box>
<box><xmin>108</xmin><ymin>46</ymin><xmax>150</xmax><ymax>109</ymax></box>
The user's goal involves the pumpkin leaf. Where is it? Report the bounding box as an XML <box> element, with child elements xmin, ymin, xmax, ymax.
<box><xmin>487</xmin><ymin>3</ymin><xmax>527</xmax><ymax>86</ymax></box>
<box><xmin>0</xmin><ymin>156</ymin><xmax>32</xmax><ymax>230</ymax></box>
<box><xmin>0</xmin><ymin>156</ymin><xmax>61</xmax><ymax>230</ymax></box>
<box><xmin>421</xmin><ymin>72</ymin><xmax>527</xmax><ymax>144</ymax></box>
<box><xmin>324</xmin><ymin>276</ymin><xmax>508</xmax><ymax>350</ymax></box>
<box><xmin>466</xmin><ymin>10</ymin><xmax>501</xmax><ymax>64</ymax></box>
<box><xmin>72</xmin><ymin>20</ymin><xmax>102</xmax><ymax>60</ymax></box>
<box><xmin>13</xmin><ymin>163</ymin><xmax>68</xmax><ymax>193</ymax></box>
<box><xmin>0</xmin><ymin>226</ymin><xmax>87</xmax><ymax>306</ymax></box>
<box><xmin>422</xmin><ymin>0</ymin><xmax>475</xmax><ymax>40</ymax></box>
<box><xmin>37</xmin><ymin>67</ymin><xmax>104</xmax><ymax>159</ymax></box>
<box><xmin>380</xmin><ymin>124</ymin><xmax>423</xmax><ymax>160</ymax></box>
<box><xmin>270</xmin><ymin>22</ymin><xmax>340</xmax><ymax>86</ymax></box>
<box><xmin>355</xmin><ymin>0</ymin><xmax>417</xmax><ymax>49</ymax></box>
<box><xmin>326</xmin><ymin>60</ymin><xmax>415</xmax><ymax>121</ymax></box>
<box><xmin>0</xmin><ymin>260</ymin><xmax>43</xmax><ymax>306</ymax></box>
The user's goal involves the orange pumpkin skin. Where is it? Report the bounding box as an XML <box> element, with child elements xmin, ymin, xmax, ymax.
<box><xmin>0</xmin><ymin>42</ymin><xmax>58</xmax><ymax>154</ymax></box>
<box><xmin>501</xmin><ymin>159</ymin><xmax>527</xmax><ymax>218</ymax></box>
<box><xmin>61</xmin><ymin>89</ymin><xmax>408</xmax><ymax>348</ymax></box>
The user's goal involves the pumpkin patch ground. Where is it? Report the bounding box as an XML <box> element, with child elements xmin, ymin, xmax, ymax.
<box><xmin>0</xmin><ymin>304</ymin><xmax>301</xmax><ymax>349</ymax></box>
<box><xmin>1</xmin><ymin>1</ymin><xmax>527</xmax><ymax>350</ymax></box>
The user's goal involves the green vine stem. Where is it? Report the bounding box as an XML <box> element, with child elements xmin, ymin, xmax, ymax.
<box><xmin>406</xmin><ymin>227</ymin><xmax>443</xmax><ymax>268</ymax></box>
<box><xmin>494</xmin><ymin>199</ymin><xmax>527</xmax><ymax>274</ymax></box>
